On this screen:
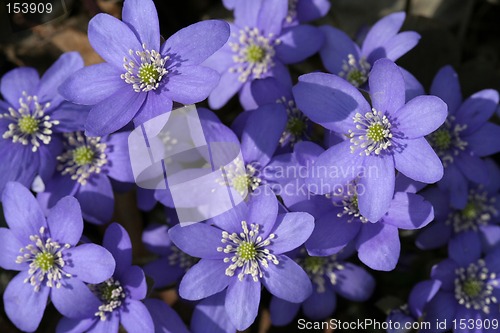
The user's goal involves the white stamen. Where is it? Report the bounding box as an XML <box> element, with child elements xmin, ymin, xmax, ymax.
<box><xmin>348</xmin><ymin>108</ymin><xmax>393</xmax><ymax>156</ymax></box>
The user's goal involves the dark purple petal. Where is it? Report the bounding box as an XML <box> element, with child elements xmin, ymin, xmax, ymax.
<box><xmin>251</xmin><ymin>77</ymin><xmax>292</xmax><ymax>106</ymax></box>
<box><xmin>133</xmin><ymin>90</ymin><xmax>173</xmax><ymax>126</ymax></box>
<box><xmin>270</xmin><ymin>296</ymin><xmax>300</xmax><ymax>326</ymax></box>
<box><xmin>368</xmin><ymin>58</ymin><xmax>405</xmax><ymax>115</ymax></box>
<box><xmin>241</xmin><ymin>103</ymin><xmax>287</xmax><ymax>166</ymax></box>
<box><xmin>225</xmin><ymin>278</ymin><xmax>261</xmax><ymax>331</ymax></box>
<box><xmin>208</xmin><ymin>71</ymin><xmax>242</xmax><ymax>110</ymax></box>
<box><xmin>303</xmin><ymin>289</ymin><xmax>336</xmax><ymax>320</ymax></box>
<box><xmin>105</xmin><ymin>132</ymin><xmax>134</xmax><ymax>183</ymax></box>
<box><xmin>0</xmin><ymin>228</ymin><xmax>27</xmax><ymax>271</ymax></box>
<box><xmin>466</xmin><ymin>123</ymin><xmax>500</xmax><ymax>157</ymax></box>
<box><xmin>142</xmin><ymin>224</ymin><xmax>170</xmax><ymax>255</ymax></box>
<box><xmin>2</xmin><ymin>182</ymin><xmax>46</xmax><ymax>243</ymax></box>
<box><xmin>120</xmin><ymin>299</ymin><xmax>154</xmax><ymax>333</ymax></box>
<box><xmin>275</xmin><ymin>25</ymin><xmax>324</xmax><ymax>64</ymax></box>
<box><xmin>396</xmin><ymin>95</ymin><xmax>448</xmax><ymax>138</ymax></box>
<box><xmin>294</xmin><ymin>72</ymin><xmax>370</xmax><ymax>132</ymax></box>
<box><xmin>122</xmin><ymin>0</ymin><xmax>160</xmax><ymax>50</ymax></box>
<box><xmin>143</xmin><ymin>257</ymin><xmax>185</xmax><ymax>288</ymax></box>
<box><xmin>164</xmin><ymin>66</ymin><xmax>220</xmax><ymax>104</ymax></box>
<box><xmin>50</xmin><ymin>102</ymin><xmax>89</xmax><ymax>132</ymax></box>
<box><xmin>358</xmin><ymin>155</ymin><xmax>395</xmax><ymax>222</ymax></box>
<box><xmin>145</xmin><ymin>298</ymin><xmax>190</xmax><ymax>333</ymax></box>
<box><xmin>415</xmin><ymin>221</ymin><xmax>452</xmax><ymax>250</ymax></box>
<box><xmin>179</xmin><ymin>259</ymin><xmax>231</xmax><ymax>300</ymax></box>
<box><xmin>394</xmin><ymin>137</ymin><xmax>443</xmax><ymax>183</ymax></box>
<box><xmin>4</xmin><ymin>271</ymin><xmax>49</xmax><ymax>332</ymax></box>
<box><xmin>102</xmin><ymin>223</ymin><xmax>131</xmax><ymax>277</ymax></box>
<box><xmin>319</xmin><ymin>25</ymin><xmax>359</xmax><ymax>75</ymax></box>
<box><xmin>64</xmin><ymin>244</ymin><xmax>115</xmax><ymax>283</ymax></box>
<box><xmin>361</xmin><ymin>12</ymin><xmax>405</xmax><ymax>59</ymax></box>
<box><xmin>59</xmin><ymin>64</ymin><xmax>125</xmax><ymax>105</ymax></box>
<box><xmin>382</xmin><ymin>31</ymin><xmax>420</xmax><ymax>61</ymax></box>
<box><xmin>88</xmin><ymin>13</ymin><xmax>142</xmax><ymax>68</ymax></box>
<box><xmin>76</xmin><ymin>174</ymin><xmax>114</xmax><ymax>224</ymax></box>
<box><xmin>394</xmin><ymin>172</ymin><xmax>427</xmax><ymax>194</ymax></box>
<box><xmin>262</xmin><ymin>255</ymin><xmax>312</xmax><ymax>302</ymax></box>
<box><xmin>51</xmin><ymin>277</ymin><xmax>101</xmax><ymax>318</ymax></box>
<box><xmin>431</xmin><ymin>259</ymin><xmax>459</xmax><ymax>291</ymax></box>
<box><xmin>430</xmin><ymin>65</ymin><xmax>462</xmax><ymax>114</ymax></box>
<box><xmin>169</xmin><ymin>224</ymin><xmax>226</xmax><ymax>259</ymax></box>
<box><xmin>306</xmin><ymin>214</ymin><xmax>360</xmax><ymax>256</ymax></box>
<box><xmin>455</xmin><ymin>152</ymin><xmax>489</xmax><ymax>184</ymax></box>
<box><xmin>191</xmin><ymin>291</ymin><xmax>237</xmax><ymax>333</ymax></box>
<box><xmin>297</xmin><ymin>0</ymin><xmax>331</xmax><ymax>23</ymax></box>
<box><xmin>448</xmin><ymin>231</ymin><xmax>481</xmax><ymax>267</ymax></box>
<box><xmin>0</xmin><ymin>67</ymin><xmax>40</xmax><ymax>108</ymax></box>
<box><xmin>455</xmin><ymin>89</ymin><xmax>499</xmax><ymax>135</ymax></box>
<box><xmin>0</xmin><ymin>144</ymin><xmax>39</xmax><ymax>193</ymax></box>
<box><xmin>118</xmin><ymin>265</ymin><xmax>147</xmax><ymax>300</ymax></box>
<box><xmin>484</xmin><ymin>245</ymin><xmax>500</xmax><ymax>273</ymax></box>
<box><xmin>438</xmin><ymin>162</ymin><xmax>468</xmax><ymax>209</ymax></box>
<box><xmin>383</xmin><ymin>192</ymin><xmax>434</xmax><ymax>230</ymax></box>
<box><xmin>480</xmin><ymin>225</ymin><xmax>500</xmax><ymax>254</ymax></box>
<box><xmin>238</xmin><ymin>80</ymin><xmax>259</xmax><ymax>110</ymax></box>
<box><xmin>355</xmin><ymin>223</ymin><xmax>400</xmax><ymax>271</ymax></box>
<box><xmin>85</xmin><ymin>88</ymin><xmax>145</xmax><ymax>137</ymax></box>
<box><xmin>268</xmin><ymin>212</ymin><xmax>314</xmax><ymax>254</ymax></box>
<box><xmin>56</xmin><ymin>317</ymin><xmax>96</xmax><ymax>333</ymax></box>
<box><xmin>408</xmin><ymin>279</ymin><xmax>442</xmax><ymax>319</ymax></box>
<box><xmin>46</xmin><ymin>196</ymin><xmax>83</xmax><ymax>246</ymax></box>
<box><xmin>422</xmin><ymin>292</ymin><xmax>456</xmax><ymax>329</ymax></box>
<box><xmin>334</xmin><ymin>263</ymin><xmax>375</xmax><ymax>301</ymax></box>
<box><xmin>86</xmin><ymin>313</ymin><xmax>119</xmax><ymax>333</ymax></box>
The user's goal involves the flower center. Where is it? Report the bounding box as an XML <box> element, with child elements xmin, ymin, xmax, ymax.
<box><xmin>57</xmin><ymin>132</ymin><xmax>108</xmax><ymax>185</ymax></box>
<box><xmin>339</xmin><ymin>54</ymin><xmax>371</xmax><ymax>87</ymax></box>
<box><xmin>220</xmin><ymin>159</ymin><xmax>262</xmax><ymax>198</ymax></box>
<box><xmin>0</xmin><ymin>92</ymin><xmax>59</xmax><ymax>152</ymax></box>
<box><xmin>16</xmin><ymin>227</ymin><xmax>71</xmax><ymax>292</ymax></box>
<box><xmin>277</xmin><ymin>97</ymin><xmax>308</xmax><ymax>147</ymax></box>
<box><xmin>229</xmin><ymin>27</ymin><xmax>280</xmax><ymax>82</ymax></box>
<box><xmin>446</xmin><ymin>188</ymin><xmax>497</xmax><ymax>233</ymax></box>
<box><xmin>349</xmin><ymin>108</ymin><xmax>393</xmax><ymax>156</ymax></box>
<box><xmin>331</xmin><ymin>185</ymin><xmax>369</xmax><ymax>223</ymax></box>
<box><xmin>121</xmin><ymin>43</ymin><xmax>169</xmax><ymax>93</ymax></box>
<box><xmin>427</xmin><ymin>117</ymin><xmax>468</xmax><ymax>167</ymax></box>
<box><xmin>296</xmin><ymin>251</ymin><xmax>344</xmax><ymax>293</ymax></box>
<box><xmin>217</xmin><ymin>221</ymin><xmax>279</xmax><ymax>282</ymax></box>
<box><xmin>303</xmin><ymin>256</ymin><xmax>326</xmax><ymax>275</ymax></box>
<box><xmin>454</xmin><ymin>259</ymin><xmax>497</xmax><ymax>314</ymax></box>
<box><xmin>91</xmin><ymin>278</ymin><xmax>126</xmax><ymax>321</ymax></box>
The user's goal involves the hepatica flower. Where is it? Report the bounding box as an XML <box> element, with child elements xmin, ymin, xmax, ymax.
<box><xmin>426</xmin><ymin>65</ymin><xmax>500</xmax><ymax>209</ymax></box>
<box><xmin>0</xmin><ymin>52</ymin><xmax>89</xmax><ymax>194</ymax></box>
<box><xmin>60</xmin><ymin>0</ymin><xmax>230</xmax><ymax>136</ymax></box>
<box><xmin>294</xmin><ymin>58</ymin><xmax>447</xmax><ymax>222</ymax></box>
<box><xmin>205</xmin><ymin>0</ymin><xmax>324</xmax><ymax>110</ymax></box>
<box><xmin>38</xmin><ymin>131</ymin><xmax>134</xmax><ymax>224</ymax></box>
<box><xmin>169</xmin><ymin>191</ymin><xmax>314</xmax><ymax>330</ymax></box>
<box><xmin>0</xmin><ymin>182</ymin><xmax>115</xmax><ymax>332</ymax></box>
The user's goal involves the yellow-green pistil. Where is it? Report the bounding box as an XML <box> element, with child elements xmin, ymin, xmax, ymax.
<box><xmin>236</xmin><ymin>241</ymin><xmax>257</xmax><ymax>260</ymax></box>
<box><xmin>463</xmin><ymin>279</ymin><xmax>483</xmax><ymax>298</ymax></box>
<box><xmin>138</xmin><ymin>63</ymin><xmax>161</xmax><ymax>85</ymax></box>
<box><xmin>73</xmin><ymin>146</ymin><xmax>95</xmax><ymax>166</ymax></box>
<box><xmin>429</xmin><ymin>128</ymin><xmax>451</xmax><ymax>151</ymax></box>
<box><xmin>286</xmin><ymin>117</ymin><xmax>306</xmax><ymax>137</ymax></box>
<box><xmin>347</xmin><ymin>69</ymin><xmax>366</xmax><ymax>87</ymax></box>
<box><xmin>367</xmin><ymin>123</ymin><xmax>385</xmax><ymax>142</ymax></box>
<box><xmin>461</xmin><ymin>202</ymin><xmax>478</xmax><ymax>220</ymax></box>
<box><xmin>246</xmin><ymin>44</ymin><xmax>265</xmax><ymax>63</ymax></box>
<box><xmin>18</xmin><ymin>116</ymin><xmax>39</xmax><ymax>134</ymax></box>
<box><xmin>303</xmin><ymin>256</ymin><xmax>326</xmax><ymax>275</ymax></box>
<box><xmin>35</xmin><ymin>252</ymin><xmax>55</xmax><ymax>271</ymax></box>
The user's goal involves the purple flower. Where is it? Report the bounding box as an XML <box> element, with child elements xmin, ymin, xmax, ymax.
<box><xmin>37</xmin><ymin>131</ymin><xmax>134</xmax><ymax>224</ymax></box>
<box><xmin>57</xmin><ymin>223</ymin><xmax>159</xmax><ymax>333</ymax></box>
<box><xmin>205</xmin><ymin>0</ymin><xmax>324</xmax><ymax>110</ymax></box>
<box><xmin>0</xmin><ymin>182</ymin><xmax>115</xmax><ymax>332</ymax></box>
<box><xmin>145</xmin><ymin>299</ymin><xmax>190</xmax><ymax>333</ymax></box>
<box><xmin>59</xmin><ymin>0</ymin><xmax>230</xmax><ymax>136</ymax></box>
<box><xmin>0</xmin><ymin>52</ymin><xmax>89</xmax><ymax>194</ymax></box>
<box><xmin>294</xmin><ymin>58</ymin><xmax>447</xmax><ymax>222</ymax></box>
<box><xmin>319</xmin><ymin>12</ymin><xmax>420</xmax><ymax>88</ymax></box>
<box><xmin>427</xmin><ymin>65</ymin><xmax>500</xmax><ymax>209</ymax></box>
<box><xmin>191</xmin><ymin>291</ymin><xmax>236</xmax><ymax>333</ymax></box>
<box><xmin>169</xmin><ymin>191</ymin><xmax>314</xmax><ymax>330</ymax></box>
<box><xmin>270</xmin><ymin>249</ymin><xmax>375</xmax><ymax>325</ymax></box>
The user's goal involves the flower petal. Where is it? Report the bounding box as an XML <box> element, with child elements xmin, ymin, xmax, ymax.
<box><xmin>4</xmin><ymin>271</ymin><xmax>49</xmax><ymax>332</ymax></box>
<box><xmin>50</xmin><ymin>102</ymin><xmax>89</xmax><ymax>132</ymax></box>
<box><xmin>0</xmin><ymin>228</ymin><xmax>27</xmax><ymax>271</ymax></box>
<box><xmin>163</xmin><ymin>66</ymin><xmax>220</xmax><ymax>104</ymax></box>
<box><xmin>430</xmin><ymin>65</ymin><xmax>462</xmax><ymax>114</ymax></box>
<box><xmin>431</xmin><ymin>259</ymin><xmax>458</xmax><ymax>291</ymax></box>
<box><xmin>102</xmin><ymin>223</ymin><xmax>131</xmax><ymax>277</ymax></box>
<box><xmin>400</xmin><ymin>66</ymin><xmax>425</xmax><ymax>102</ymax></box>
<box><xmin>355</xmin><ymin>223</ymin><xmax>400</xmax><ymax>271</ymax></box>
<box><xmin>368</xmin><ymin>58</ymin><xmax>405</xmax><ymax>115</ymax></box>
<box><xmin>303</xmin><ymin>289</ymin><xmax>336</xmax><ymax>320</ymax></box>
<box><xmin>169</xmin><ymin>224</ymin><xmax>226</xmax><ymax>260</ymax></box>
<box><xmin>191</xmin><ymin>291</ymin><xmax>237</xmax><ymax>333</ymax></box>
<box><xmin>2</xmin><ymin>181</ymin><xmax>46</xmax><ymax>243</ymax></box>
<box><xmin>161</xmin><ymin>20</ymin><xmax>230</xmax><ymax>66</ymax></box>
<box><xmin>234</xmin><ymin>0</ymin><xmax>262</xmax><ymax>28</ymax></box>
<box><xmin>208</xmin><ymin>71</ymin><xmax>242</xmax><ymax>110</ymax></box>
<box><xmin>361</xmin><ymin>12</ymin><xmax>405</xmax><ymax>59</ymax></box>
<box><xmin>455</xmin><ymin>89</ymin><xmax>499</xmax><ymax>136</ymax></box>
<box><xmin>225</xmin><ymin>278</ymin><xmax>261</xmax><ymax>331</ymax></box>
<box><xmin>455</xmin><ymin>152</ymin><xmax>489</xmax><ymax>185</ymax></box>
<box><xmin>269</xmin><ymin>296</ymin><xmax>300</xmax><ymax>326</ymax></box>
<box><xmin>275</xmin><ymin>25</ymin><xmax>324</xmax><ymax>64</ymax></box>
<box><xmin>396</xmin><ymin>95</ymin><xmax>448</xmax><ymax>138</ymax></box>
<box><xmin>415</xmin><ymin>221</ymin><xmax>452</xmax><ymax>250</ymax></box>
<box><xmin>297</xmin><ymin>0</ymin><xmax>331</xmax><ymax>22</ymax></box>
<box><xmin>51</xmin><ymin>277</ymin><xmax>101</xmax><ymax>318</ymax></box>
<box><xmin>0</xmin><ymin>67</ymin><xmax>40</xmax><ymax>108</ymax></box>
<box><xmin>76</xmin><ymin>174</ymin><xmax>114</xmax><ymax>224</ymax></box>
<box><xmin>423</xmin><ymin>292</ymin><xmax>456</xmax><ymax>329</ymax></box>
<box><xmin>466</xmin><ymin>123</ymin><xmax>500</xmax><ymax>157</ymax></box>
<box><xmin>256</xmin><ymin>0</ymin><xmax>287</xmax><ymax>35</ymax></box>
<box><xmin>120</xmin><ymin>299</ymin><xmax>154</xmax><ymax>333</ymax></box>
<box><xmin>408</xmin><ymin>279</ymin><xmax>442</xmax><ymax>319</ymax></box>
<box><xmin>262</xmin><ymin>255</ymin><xmax>312</xmax><ymax>302</ymax></box>
<box><xmin>383</xmin><ymin>192</ymin><xmax>434</xmax><ymax>230</ymax></box>
<box><xmin>381</xmin><ymin>31</ymin><xmax>420</xmax><ymax>61</ymax></box>
<box><xmin>334</xmin><ymin>263</ymin><xmax>375</xmax><ymax>301</ymax></box>
<box><xmin>246</xmin><ymin>190</ymin><xmax>279</xmax><ymax>239</ymax></box>
<box><xmin>64</xmin><ymin>243</ymin><xmax>115</xmax><ymax>283</ymax></box>
<box><xmin>394</xmin><ymin>137</ymin><xmax>443</xmax><ymax>183</ymax></box>
<box><xmin>179</xmin><ymin>259</ymin><xmax>231</xmax><ymax>300</ymax></box>
<box><xmin>448</xmin><ymin>231</ymin><xmax>481</xmax><ymax>267</ymax></box>
<box><xmin>56</xmin><ymin>317</ymin><xmax>96</xmax><ymax>333</ymax></box>
<box><xmin>88</xmin><ymin>13</ymin><xmax>142</xmax><ymax>68</ymax></box>
<box><xmin>267</xmin><ymin>212</ymin><xmax>314</xmax><ymax>254</ymax></box>
<box><xmin>119</xmin><ymin>265</ymin><xmax>147</xmax><ymax>300</ymax></box>
<box><xmin>104</xmin><ymin>132</ymin><xmax>134</xmax><ymax>183</ymax></box>
<box><xmin>319</xmin><ymin>25</ymin><xmax>359</xmax><ymax>75</ymax></box>
<box><xmin>438</xmin><ymin>162</ymin><xmax>468</xmax><ymax>209</ymax></box>
<box><xmin>145</xmin><ymin>299</ymin><xmax>190</xmax><ymax>333</ymax></box>
<box><xmin>133</xmin><ymin>90</ymin><xmax>173</xmax><ymax>126</ymax></box>
<box><xmin>46</xmin><ymin>196</ymin><xmax>83</xmax><ymax>246</ymax></box>
<box><xmin>86</xmin><ymin>313</ymin><xmax>119</xmax><ymax>333</ymax></box>
<box><xmin>143</xmin><ymin>257</ymin><xmax>185</xmax><ymax>288</ymax></box>
<box><xmin>122</xmin><ymin>0</ymin><xmax>160</xmax><ymax>50</ymax></box>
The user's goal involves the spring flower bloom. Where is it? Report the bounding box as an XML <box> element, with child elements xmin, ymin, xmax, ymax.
<box><xmin>0</xmin><ymin>52</ymin><xmax>89</xmax><ymax>194</ymax></box>
<box><xmin>270</xmin><ymin>249</ymin><xmax>375</xmax><ymax>325</ymax></box>
<box><xmin>169</xmin><ymin>191</ymin><xmax>314</xmax><ymax>330</ymax></box>
<box><xmin>60</xmin><ymin>0</ymin><xmax>230</xmax><ymax>136</ymax></box>
<box><xmin>144</xmin><ymin>299</ymin><xmax>190</xmax><ymax>333</ymax></box>
<box><xmin>57</xmin><ymin>223</ymin><xmax>157</xmax><ymax>333</ymax></box>
<box><xmin>294</xmin><ymin>58</ymin><xmax>447</xmax><ymax>222</ymax></box>
<box><xmin>205</xmin><ymin>0</ymin><xmax>324</xmax><ymax>110</ymax></box>
<box><xmin>191</xmin><ymin>291</ymin><xmax>237</xmax><ymax>333</ymax></box>
<box><xmin>319</xmin><ymin>12</ymin><xmax>420</xmax><ymax>88</ymax></box>
<box><xmin>426</xmin><ymin>66</ymin><xmax>500</xmax><ymax>209</ymax></box>
<box><xmin>37</xmin><ymin>131</ymin><xmax>134</xmax><ymax>224</ymax></box>
<box><xmin>0</xmin><ymin>182</ymin><xmax>115</xmax><ymax>332</ymax></box>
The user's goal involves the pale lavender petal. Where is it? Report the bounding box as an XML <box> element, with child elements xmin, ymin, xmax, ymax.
<box><xmin>122</xmin><ymin>0</ymin><xmax>160</xmax><ymax>50</ymax></box>
<box><xmin>400</xmin><ymin>66</ymin><xmax>424</xmax><ymax>101</ymax></box>
<box><xmin>0</xmin><ymin>67</ymin><xmax>40</xmax><ymax>108</ymax></box>
<box><xmin>208</xmin><ymin>71</ymin><xmax>242</xmax><ymax>110</ymax></box>
<box><xmin>86</xmin><ymin>313</ymin><xmax>119</xmax><ymax>333</ymax></box>
<box><xmin>234</xmin><ymin>0</ymin><xmax>262</xmax><ymax>28</ymax></box>
<box><xmin>334</xmin><ymin>263</ymin><xmax>375</xmax><ymax>301</ymax></box>
<box><xmin>368</xmin><ymin>58</ymin><xmax>405</xmax><ymax>115</ymax></box>
<box><xmin>142</xmin><ymin>224</ymin><xmax>171</xmax><ymax>255</ymax></box>
<box><xmin>361</xmin><ymin>12</ymin><xmax>405</xmax><ymax>59</ymax></box>
<box><xmin>430</xmin><ymin>65</ymin><xmax>462</xmax><ymax>114</ymax></box>
<box><xmin>225</xmin><ymin>278</ymin><xmax>261</xmax><ymax>331</ymax></box>
<box><xmin>46</xmin><ymin>196</ymin><xmax>83</xmax><ymax>246</ymax></box>
<box><xmin>120</xmin><ymin>299</ymin><xmax>154</xmax><ymax>333</ymax></box>
<box><xmin>145</xmin><ymin>299</ymin><xmax>190</xmax><ymax>333</ymax></box>
<box><xmin>133</xmin><ymin>90</ymin><xmax>173</xmax><ymax>126</ymax></box>
<box><xmin>50</xmin><ymin>102</ymin><xmax>89</xmax><ymax>132</ymax></box>
<box><xmin>105</xmin><ymin>132</ymin><xmax>135</xmax><ymax>183</ymax></box>
<box><xmin>64</xmin><ymin>244</ymin><xmax>115</xmax><ymax>283</ymax></box>
<box><xmin>169</xmin><ymin>224</ymin><xmax>226</xmax><ymax>260</ymax></box>
<box><xmin>319</xmin><ymin>25</ymin><xmax>359</xmax><ymax>75</ymax></box>
<box><xmin>163</xmin><ymin>66</ymin><xmax>220</xmax><ymax>104</ymax></box>
<box><xmin>179</xmin><ymin>259</ymin><xmax>231</xmax><ymax>300</ymax></box>
<box><xmin>238</xmin><ymin>80</ymin><xmax>259</xmax><ymax>110</ymax></box>
<box><xmin>0</xmin><ymin>228</ymin><xmax>27</xmax><ymax>271</ymax></box>
<box><xmin>382</xmin><ymin>31</ymin><xmax>420</xmax><ymax>61</ymax></box>
<box><xmin>383</xmin><ymin>192</ymin><xmax>434</xmax><ymax>230</ymax></box>
<box><xmin>267</xmin><ymin>212</ymin><xmax>314</xmax><ymax>254</ymax></box>
<box><xmin>246</xmin><ymin>190</ymin><xmax>279</xmax><ymax>239</ymax></box>
<box><xmin>51</xmin><ymin>277</ymin><xmax>101</xmax><ymax>318</ymax></box>
<box><xmin>396</xmin><ymin>95</ymin><xmax>448</xmax><ymax>138</ymax></box>
<box><xmin>257</xmin><ymin>0</ymin><xmax>287</xmax><ymax>35</ymax></box>
<box><xmin>76</xmin><ymin>174</ymin><xmax>114</xmax><ymax>224</ymax></box>
<box><xmin>275</xmin><ymin>25</ymin><xmax>324</xmax><ymax>64</ymax></box>
<box><xmin>191</xmin><ymin>291</ymin><xmax>236</xmax><ymax>333</ymax></box>
<box><xmin>355</xmin><ymin>223</ymin><xmax>400</xmax><ymax>271</ymax></box>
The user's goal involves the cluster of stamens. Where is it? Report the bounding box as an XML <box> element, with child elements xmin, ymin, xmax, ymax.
<box><xmin>168</xmin><ymin>245</ymin><xmax>199</xmax><ymax>271</ymax></box>
<box><xmin>16</xmin><ymin>226</ymin><xmax>71</xmax><ymax>292</ymax></box>
<box><xmin>219</xmin><ymin>158</ymin><xmax>262</xmax><ymax>197</ymax></box>
<box><xmin>121</xmin><ymin>43</ymin><xmax>169</xmax><ymax>92</ymax></box>
<box><xmin>446</xmin><ymin>188</ymin><xmax>497</xmax><ymax>233</ymax></box>
<box><xmin>348</xmin><ymin>108</ymin><xmax>393</xmax><ymax>156</ymax></box>
<box><xmin>229</xmin><ymin>27</ymin><xmax>280</xmax><ymax>82</ymax></box>
<box><xmin>277</xmin><ymin>96</ymin><xmax>308</xmax><ymax>146</ymax></box>
<box><xmin>57</xmin><ymin>132</ymin><xmax>108</xmax><ymax>185</ymax></box>
<box><xmin>90</xmin><ymin>278</ymin><xmax>126</xmax><ymax>321</ymax></box>
<box><xmin>0</xmin><ymin>92</ymin><xmax>59</xmax><ymax>152</ymax></box>
<box><xmin>217</xmin><ymin>221</ymin><xmax>279</xmax><ymax>282</ymax></box>
<box><xmin>296</xmin><ymin>250</ymin><xmax>344</xmax><ymax>293</ymax></box>
<box><xmin>454</xmin><ymin>259</ymin><xmax>497</xmax><ymax>314</ymax></box>
<box><xmin>339</xmin><ymin>54</ymin><xmax>371</xmax><ymax>87</ymax></box>
<box><xmin>427</xmin><ymin>116</ymin><xmax>468</xmax><ymax>167</ymax></box>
